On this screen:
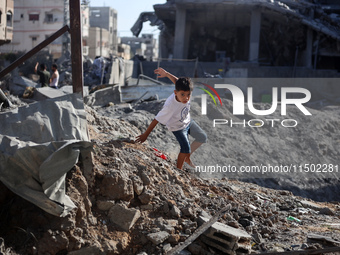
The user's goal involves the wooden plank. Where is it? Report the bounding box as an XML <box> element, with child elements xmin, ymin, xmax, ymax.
<box><xmin>166</xmin><ymin>204</ymin><xmax>232</xmax><ymax>255</ymax></box>
<box><xmin>69</xmin><ymin>0</ymin><xmax>84</xmax><ymax>96</ymax></box>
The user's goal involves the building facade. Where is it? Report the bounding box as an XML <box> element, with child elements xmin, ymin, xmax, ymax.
<box><xmin>1</xmin><ymin>0</ymin><xmax>64</xmax><ymax>58</ymax></box>
<box><xmin>0</xmin><ymin>0</ymin><xmax>14</xmax><ymax>46</ymax></box>
<box><xmin>1</xmin><ymin>0</ymin><xmax>91</xmax><ymax>59</ymax></box>
<box><xmin>89</xmin><ymin>6</ymin><xmax>118</xmax><ymax>56</ymax></box>
<box><xmin>81</xmin><ymin>4</ymin><xmax>90</xmax><ymax>57</ymax></box>
<box><xmin>88</xmin><ymin>27</ymin><xmax>110</xmax><ymax>59</ymax></box>
<box><xmin>117</xmin><ymin>37</ymin><xmax>131</xmax><ymax>60</ymax></box>
<box><xmin>120</xmin><ymin>33</ymin><xmax>158</xmax><ymax>60</ymax></box>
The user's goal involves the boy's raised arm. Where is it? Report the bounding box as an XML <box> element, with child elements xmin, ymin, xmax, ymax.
<box><xmin>135</xmin><ymin>119</ymin><xmax>159</xmax><ymax>143</ymax></box>
<box><xmin>154</xmin><ymin>68</ymin><xmax>178</xmax><ymax>85</ymax></box>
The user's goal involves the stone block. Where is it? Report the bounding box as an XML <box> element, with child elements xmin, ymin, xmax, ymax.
<box><xmin>147</xmin><ymin>231</ymin><xmax>170</xmax><ymax>245</ymax></box>
<box><xmin>108</xmin><ymin>204</ymin><xmax>140</xmax><ymax>232</ymax></box>
<box><xmin>96</xmin><ymin>200</ymin><xmax>115</xmax><ymax>211</ymax></box>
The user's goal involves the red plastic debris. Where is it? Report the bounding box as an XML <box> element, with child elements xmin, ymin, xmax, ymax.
<box><xmin>153</xmin><ymin>148</ymin><xmax>167</xmax><ymax>160</ymax></box>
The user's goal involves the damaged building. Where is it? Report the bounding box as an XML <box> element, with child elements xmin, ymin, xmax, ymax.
<box><xmin>0</xmin><ymin>0</ymin><xmax>13</xmax><ymax>46</ymax></box>
<box><xmin>153</xmin><ymin>0</ymin><xmax>340</xmax><ymax>72</ymax></box>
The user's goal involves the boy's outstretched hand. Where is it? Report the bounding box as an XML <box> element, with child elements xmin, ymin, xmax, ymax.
<box><xmin>154</xmin><ymin>67</ymin><xmax>168</xmax><ymax>78</ymax></box>
<box><xmin>135</xmin><ymin>133</ymin><xmax>148</xmax><ymax>143</ymax></box>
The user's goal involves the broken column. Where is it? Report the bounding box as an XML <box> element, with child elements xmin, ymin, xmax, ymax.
<box><xmin>199</xmin><ymin>216</ymin><xmax>252</xmax><ymax>255</ymax></box>
<box><xmin>303</xmin><ymin>28</ymin><xmax>313</xmax><ymax>68</ymax></box>
<box><xmin>174</xmin><ymin>6</ymin><xmax>187</xmax><ymax>59</ymax></box>
<box><xmin>249</xmin><ymin>8</ymin><xmax>261</xmax><ymax>62</ymax></box>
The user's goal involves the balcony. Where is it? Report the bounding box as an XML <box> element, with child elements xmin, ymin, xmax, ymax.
<box><xmin>5</xmin><ymin>26</ymin><xmax>13</xmax><ymax>42</ymax></box>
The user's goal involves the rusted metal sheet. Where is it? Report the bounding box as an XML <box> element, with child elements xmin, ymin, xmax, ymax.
<box><xmin>69</xmin><ymin>0</ymin><xmax>84</xmax><ymax>96</ymax></box>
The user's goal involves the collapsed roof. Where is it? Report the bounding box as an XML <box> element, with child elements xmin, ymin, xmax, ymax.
<box><xmin>152</xmin><ymin>0</ymin><xmax>340</xmax><ymax>65</ymax></box>
<box><xmin>154</xmin><ymin>0</ymin><xmax>340</xmax><ymax>41</ymax></box>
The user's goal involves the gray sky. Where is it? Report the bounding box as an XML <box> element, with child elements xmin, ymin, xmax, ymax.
<box><xmin>89</xmin><ymin>0</ymin><xmax>166</xmax><ymax>37</ymax></box>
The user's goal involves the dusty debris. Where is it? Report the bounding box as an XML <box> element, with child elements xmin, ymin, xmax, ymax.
<box><xmin>0</xmin><ymin>89</ymin><xmax>12</xmax><ymax>109</ymax></box>
<box><xmin>0</xmin><ymin>95</ymin><xmax>339</xmax><ymax>254</ymax></box>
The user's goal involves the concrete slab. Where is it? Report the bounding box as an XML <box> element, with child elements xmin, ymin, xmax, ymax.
<box><xmin>84</xmin><ymin>85</ymin><xmax>121</xmax><ymax>107</ymax></box>
<box><xmin>108</xmin><ymin>204</ymin><xmax>140</xmax><ymax>232</ymax></box>
<box><xmin>33</xmin><ymin>87</ymin><xmax>67</xmax><ymax>101</ymax></box>
<box><xmin>147</xmin><ymin>231</ymin><xmax>170</xmax><ymax>245</ymax></box>
<box><xmin>300</xmin><ymin>200</ymin><xmax>323</xmax><ymax>211</ymax></box>
<box><xmin>60</xmin><ymin>85</ymin><xmax>89</xmax><ymax>97</ymax></box>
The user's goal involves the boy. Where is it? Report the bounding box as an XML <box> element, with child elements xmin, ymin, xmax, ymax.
<box><xmin>135</xmin><ymin>68</ymin><xmax>207</xmax><ymax>169</ymax></box>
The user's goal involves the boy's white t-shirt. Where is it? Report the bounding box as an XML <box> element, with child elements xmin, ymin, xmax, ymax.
<box><xmin>155</xmin><ymin>93</ymin><xmax>191</xmax><ymax>132</ymax></box>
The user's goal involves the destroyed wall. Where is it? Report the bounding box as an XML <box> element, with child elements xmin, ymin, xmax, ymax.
<box><xmin>154</xmin><ymin>0</ymin><xmax>340</xmax><ymax>71</ymax></box>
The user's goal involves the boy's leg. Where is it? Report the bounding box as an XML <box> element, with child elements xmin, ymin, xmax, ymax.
<box><xmin>177</xmin><ymin>152</ymin><xmax>190</xmax><ymax>169</ymax></box>
<box><xmin>172</xmin><ymin>127</ymin><xmax>191</xmax><ymax>170</ymax></box>
<box><xmin>191</xmin><ymin>141</ymin><xmax>203</xmax><ymax>154</ymax></box>
<box><xmin>185</xmin><ymin>120</ymin><xmax>207</xmax><ymax>165</ymax></box>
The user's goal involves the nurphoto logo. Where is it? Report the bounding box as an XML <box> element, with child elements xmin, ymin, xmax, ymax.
<box><xmin>199</xmin><ymin>83</ymin><xmax>312</xmax><ymax>128</ymax></box>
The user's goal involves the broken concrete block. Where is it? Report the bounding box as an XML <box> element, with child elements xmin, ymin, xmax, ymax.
<box><xmin>146</xmin><ymin>231</ymin><xmax>170</xmax><ymax>245</ymax></box>
<box><xmin>140</xmin><ymin>204</ymin><xmax>153</xmax><ymax>210</ymax></box>
<box><xmin>319</xmin><ymin>207</ymin><xmax>335</xmax><ymax>216</ymax></box>
<box><xmin>140</xmin><ymin>172</ymin><xmax>151</xmax><ymax>186</ymax></box>
<box><xmin>199</xmin><ymin>216</ymin><xmax>252</xmax><ymax>255</ymax></box>
<box><xmin>108</xmin><ymin>204</ymin><xmax>140</xmax><ymax>232</ymax></box>
<box><xmin>163</xmin><ymin>243</ymin><xmax>172</xmax><ymax>253</ymax></box>
<box><xmin>167</xmin><ymin>234</ymin><xmax>180</xmax><ymax>244</ymax></box>
<box><xmin>170</xmin><ymin>205</ymin><xmax>181</xmax><ymax>218</ymax></box>
<box><xmin>101</xmin><ymin>170</ymin><xmax>134</xmax><ymax>201</ymax></box>
<box><xmin>84</xmin><ymin>86</ymin><xmax>121</xmax><ymax>107</ymax></box>
<box><xmin>138</xmin><ymin>189</ymin><xmax>154</xmax><ymax>205</ymax></box>
<box><xmin>102</xmin><ymin>240</ymin><xmax>119</xmax><ymax>254</ymax></box>
<box><xmin>131</xmin><ymin>175</ymin><xmax>144</xmax><ymax>195</ymax></box>
<box><xmin>96</xmin><ymin>200</ymin><xmax>115</xmax><ymax>211</ymax></box>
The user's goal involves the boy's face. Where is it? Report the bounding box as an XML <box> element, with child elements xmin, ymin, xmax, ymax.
<box><xmin>174</xmin><ymin>90</ymin><xmax>191</xmax><ymax>104</ymax></box>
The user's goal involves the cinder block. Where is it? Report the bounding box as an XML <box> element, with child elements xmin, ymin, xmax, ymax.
<box><xmin>199</xmin><ymin>216</ymin><xmax>252</xmax><ymax>254</ymax></box>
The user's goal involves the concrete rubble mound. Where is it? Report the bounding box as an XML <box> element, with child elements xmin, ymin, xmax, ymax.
<box><xmin>0</xmin><ymin>97</ymin><xmax>339</xmax><ymax>255</ymax></box>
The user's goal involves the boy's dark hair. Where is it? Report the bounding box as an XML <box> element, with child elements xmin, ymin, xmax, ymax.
<box><xmin>175</xmin><ymin>77</ymin><xmax>193</xmax><ymax>92</ymax></box>
<box><xmin>40</xmin><ymin>63</ymin><xmax>47</xmax><ymax>70</ymax></box>
<box><xmin>52</xmin><ymin>64</ymin><xmax>58</xmax><ymax>69</ymax></box>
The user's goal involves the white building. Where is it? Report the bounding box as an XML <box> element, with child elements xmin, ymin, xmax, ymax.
<box><xmin>0</xmin><ymin>0</ymin><xmax>14</xmax><ymax>46</ymax></box>
<box><xmin>1</xmin><ymin>0</ymin><xmax>64</xmax><ymax>58</ymax></box>
<box><xmin>1</xmin><ymin>0</ymin><xmax>90</xmax><ymax>59</ymax></box>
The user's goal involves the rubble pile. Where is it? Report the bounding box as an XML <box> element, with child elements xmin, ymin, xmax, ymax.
<box><xmin>0</xmin><ymin>103</ymin><xmax>339</xmax><ymax>255</ymax></box>
<box><xmin>98</xmin><ymin>96</ymin><xmax>340</xmax><ymax>202</ymax></box>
